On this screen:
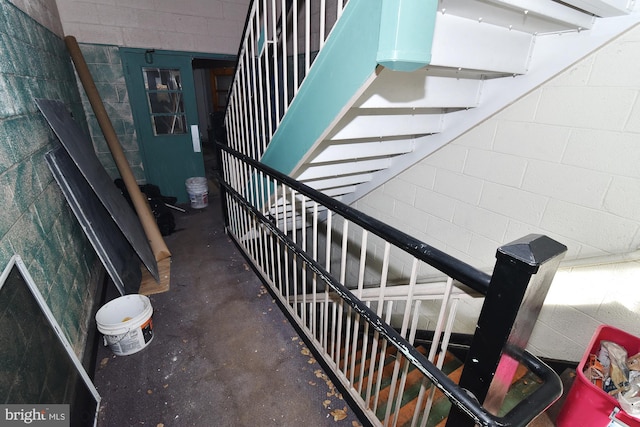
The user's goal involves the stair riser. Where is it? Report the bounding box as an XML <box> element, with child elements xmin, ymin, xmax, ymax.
<box><xmin>331</xmin><ymin>114</ymin><xmax>443</xmax><ymax>140</ymax></box>
<box><xmin>430</xmin><ymin>12</ymin><xmax>535</xmax><ymax>74</ymax></box>
<box><xmin>356</xmin><ymin>72</ymin><xmax>482</xmax><ymax>109</ymax></box>
<box><xmin>311</xmin><ymin>139</ymin><xmax>415</xmax><ymax>163</ymax></box>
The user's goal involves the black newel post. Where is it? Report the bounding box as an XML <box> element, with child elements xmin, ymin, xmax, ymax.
<box><xmin>446</xmin><ymin>234</ymin><xmax>567</xmax><ymax>427</ymax></box>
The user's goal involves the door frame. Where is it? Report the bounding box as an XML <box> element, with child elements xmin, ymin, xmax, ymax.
<box><xmin>120</xmin><ymin>48</ymin><xmax>235</xmax><ymax>202</ymax></box>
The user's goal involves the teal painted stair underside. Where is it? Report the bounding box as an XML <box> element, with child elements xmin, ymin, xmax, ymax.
<box><xmin>259</xmin><ymin>0</ymin><xmax>383</xmax><ymax>174</ymax></box>
<box><xmin>260</xmin><ymin>0</ymin><xmax>437</xmax><ymax>176</ymax></box>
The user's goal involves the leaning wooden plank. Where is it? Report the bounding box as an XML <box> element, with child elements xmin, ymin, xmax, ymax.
<box><xmin>139</xmin><ymin>257</ymin><xmax>171</xmax><ymax>296</ymax></box>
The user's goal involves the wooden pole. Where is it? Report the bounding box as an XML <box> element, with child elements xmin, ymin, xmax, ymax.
<box><xmin>65</xmin><ymin>35</ymin><xmax>171</xmax><ymax>262</ymax></box>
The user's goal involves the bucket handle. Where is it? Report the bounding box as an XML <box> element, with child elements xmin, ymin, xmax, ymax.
<box><xmin>102</xmin><ymin>328</ymin><xmax>131</xmax><ymax>346</ymax></box>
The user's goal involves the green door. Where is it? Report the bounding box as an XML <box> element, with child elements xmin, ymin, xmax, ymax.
<box><xmin>122</xmin><ymin>49</ymin><xmax>205</xmax><ymax>203</ymax></box>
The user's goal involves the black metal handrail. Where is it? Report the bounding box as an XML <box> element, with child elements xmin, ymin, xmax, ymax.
<box><xmin>217</xmin><ymin>142</ymin><xmax>492</xmax><ymax>295</ymax></box>
<box><xmin>216</xmin><ymin>142</ymin><xmax>564</xmax><ymax>427</ymax></box>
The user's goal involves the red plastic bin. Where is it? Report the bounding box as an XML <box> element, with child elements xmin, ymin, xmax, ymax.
<box><xmin>557</xmin><ymin>325</ymin><xmax>640</xmax><ymax>426</ymax></box>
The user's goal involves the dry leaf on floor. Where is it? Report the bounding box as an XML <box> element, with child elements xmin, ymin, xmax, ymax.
<box><xmin>308</xmin><ymin>381</ymin><xmax>316</xmax><ymax>386</ymax></box>
<box><xmin>323</xmin><ymin>400</ymin><xmax>331</xmax><ymax>408</ymax></box>
<box><xmin>301</xmin><ymin>347</ymin><xmax>310</xmax><ymax>356</ymax></box>
<box><xmin>157</xmin><ymin>424</ymin><xmax>164</xmax><ymax>427</ymax></box>
<box><xmin>352</xmin><ymin>422</ymin><xmax>362</xmax><ymax>427</ymax></box>
<box><xmin>147</xmin><ymin>389</ymin><xmax>153</xmax><ymax>394</ymax></box>
<box><xmin>308</xmin><ymin>358</ymin><xmax>316</xmax><ymax>364</ymax></box>
<box><xmin>330</xmin><ymin>407</ymin><xmax>348</xmax><ymax>421</ymax></box>
<box><xmin>100</xmin><ymin>357</ymin><xmax>109</xmax><ymax>369</ymax></box>
<box><xmin>291</xmin><ymin>336</ymin><xmax>299</xmax><ymax>341</ymax></box>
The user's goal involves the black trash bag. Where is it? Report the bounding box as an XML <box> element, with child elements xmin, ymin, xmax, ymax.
<box><xmin>114</xmin><ymin>179</ymin><xmax>176</xmax><ymax>236</ymax></box>
<box><xmin>147</xmin><ymin>196</ymin><xmax>175</xmax><ymax>236</ymax></box>
<box><xmin>138</xmin><ymin>183</ymin><xmax>177</xmax><ymax>205</ymax></box>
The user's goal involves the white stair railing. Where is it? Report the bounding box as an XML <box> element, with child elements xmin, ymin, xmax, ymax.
<box><xmin>225</xmin><ymin>0</ymin><xmax>349</xmax><ymax>161</ymax></box>
<box><xmin>221</xmin><ymin>143</ymin><xmax>488</xmax><ymax>426</ymax></box>
<box><xmin>217</xmin><ymin>143</ymin><xmax>565</xmax><ymax>427</ymax></box>
<box><xmin>291</xmin><ymin>279</ymin><xmax>485</xmax><ymax>426</ymax></box>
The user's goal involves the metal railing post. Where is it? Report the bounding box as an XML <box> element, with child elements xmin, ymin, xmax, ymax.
<box><xmin>446</xmin><ymin>234</ymin><xmax>567</xmax><ymax>427</ymax></box>
<box><xmin>217</xmin><ymin>150</ymin><xmax>230</xmax><ymax>230</ymax></box>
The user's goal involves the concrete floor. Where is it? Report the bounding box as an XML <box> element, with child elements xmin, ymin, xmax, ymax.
<box><xmin>92</xmin><ymin>183</ymin><xmax>364</xmax><ymax>426</ymax></box>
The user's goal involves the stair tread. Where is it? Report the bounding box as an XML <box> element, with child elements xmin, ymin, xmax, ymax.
<box><xmin>369</xmin><ymin>346</ymin><xmax>437</xmax><ymax>405</ymax></box>
<box><xmin>350</xmin><ymin>339</ymin><xmax>542</xmax><ymax>427</ymax></box>
<box><xmin>374</xmin><ymin>351</ymin><xmax>460</xmax><ymax>424</ymax></box>
<box><xmin>393</xmin><ymin>364</ymin><xmax>463</xmax><ymax>426</ymax></box>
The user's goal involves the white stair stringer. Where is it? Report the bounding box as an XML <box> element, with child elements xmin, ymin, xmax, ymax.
<box><xmin>282</xmin><ymin>1</ymin><xmax>640</xmax><ymax>206</ymax></box>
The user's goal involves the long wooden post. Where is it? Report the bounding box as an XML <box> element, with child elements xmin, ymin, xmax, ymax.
<box><xmin>65</xmin><ymin>35</ymin><xmax>171</xmax><ymax>262</ymax></box>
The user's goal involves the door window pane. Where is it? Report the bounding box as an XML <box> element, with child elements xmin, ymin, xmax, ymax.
<box><xmin>142</xmin><ymin>68</ymin><xmax>186</xmax><ymax>135</ymax></box>
<box><xmin>151</xmin><ymin>115</ymin><xmax>187</xmax><ymax>135</ymax></box>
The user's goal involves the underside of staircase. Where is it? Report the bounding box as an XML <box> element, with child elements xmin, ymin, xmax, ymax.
<box><xmin>257</xmin><ymin>0</ymin><xmax>640</xmax><ymax>205</ymax></box>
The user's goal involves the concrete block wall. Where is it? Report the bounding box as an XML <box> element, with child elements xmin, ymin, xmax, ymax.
<box><xmin>76</xmin><ymin>43</ymin><xmax>145</xmax><ymax>182</ymax></box>
<box><xmin>354</xmin><ymin>24</ymin><xmax>640</xmax><ymax>361</ymax></box>
<box><xmin>51</xmin><ymin>0</ymin><xmax>252</xmax><ymax>184</ymax></box>
<box><xmin>55</xmin><ymin>0</ymin><xmax>250</xmax><ymax>55</ymax></box>
<box><xmin>0</xmin><ymin>0</ymin><xmax>101</xmax><ymax>356</ymax></box>
<box><xmin>7</xmin><ymin>0</ymin><xmax>63</xmax><ymax>37</ymax></box>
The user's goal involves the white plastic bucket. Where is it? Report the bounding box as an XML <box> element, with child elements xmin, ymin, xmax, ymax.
<box><xmin>95</xmin><ymin>294</ymin><xmax>154</xmax><ymax>356</ymax></box>
<box><xmin>185</xmin><ymin>176</ymin><xmax>208</xmax><ymax>209</ymax></box>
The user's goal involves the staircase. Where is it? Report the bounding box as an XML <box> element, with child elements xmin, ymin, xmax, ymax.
<box><xmin>227</xmin><ymin>0</ymin><xmax>640</xmax><ymax>205</ymax></box>
<box><xmin>217</xmin><ymin>140</ymin><xmax>568</xmax><ymax>426</ymax></box>
<box><xmin>220</xmin><ymin>1</ymin><xmax>596</xmax><ymax>425</ymax></box>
